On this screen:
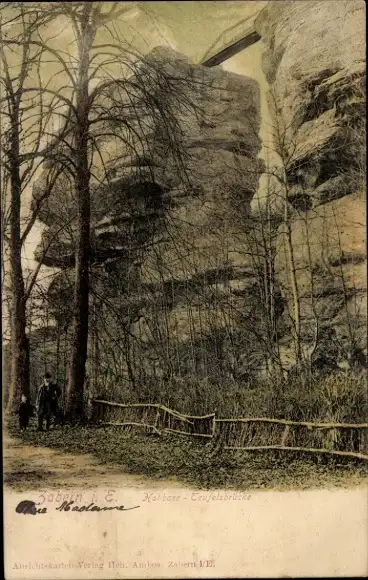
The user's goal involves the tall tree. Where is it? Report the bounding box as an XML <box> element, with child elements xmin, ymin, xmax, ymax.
<box><xmin>19</xmin><ymin>1</ymin><xmax>202</xmax><ymax>420</ymax></box>
<box><xmin>1</xmin><ymin>2</ymin><xmax>141</xmax><ymax>417</ymax></box>
<box><xmin>4</xmin><ymin>0</ymin><xmax>210</xmax><ymax>419</ymax></box>
<box><xmin>63</xmin><ymin>2</ymin><xmax>94</xmax><ymax>419</ymax></box>
<box><xmin>0</xmin><ymin>5</ymin><xmax>67</xmax><ymax>411</ymax></box>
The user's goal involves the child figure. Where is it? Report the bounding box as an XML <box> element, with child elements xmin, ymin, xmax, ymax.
<box><xmin>18</xmin><ymin>395</ymin><xmax>33</xmax><ymax>431</ymax></box>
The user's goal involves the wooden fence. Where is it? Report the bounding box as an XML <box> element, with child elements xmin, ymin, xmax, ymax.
<box><xmin>91</xmin><ymin>400</ymin><xmax>215</xmax><ymax>438</ymax></box>
<box><xmin>91</xmin><ymin>399</ymin><xmax>368</xmax><ymax>460</ymax></box>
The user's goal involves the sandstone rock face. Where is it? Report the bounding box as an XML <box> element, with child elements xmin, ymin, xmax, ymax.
<box><xmin>34</xmin><ymin>48</ymin><xmax>263</xmax><ymax>262</ymax></box>
<box><xmin>275</xmin><ymin>192</ymin><xmax>366</xmax><ymax>367</ymax></box>
<box><xmin>34</xmin><ymin>48</ymin><xmax>266</xmax><ymax>385</ymax></box>
<box><xmin>255</xmin><ymin>0</ymin><xmax>366</xmax><ymax>365</ymax></box>
<box><xmin>33</xmin><ymin>5</ymin><xmax>367</xmax><ymax>387</ymax></box>
<box><xmin>255</xmin><ymin>0</ymin><xmax>365</xmax><ymax>206</ymax></box>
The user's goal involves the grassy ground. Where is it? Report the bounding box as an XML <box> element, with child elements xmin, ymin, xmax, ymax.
<box><xmin>6</xmin><ymin>420</ymin><xmax>368</xmax><ymax>491</ymax></box>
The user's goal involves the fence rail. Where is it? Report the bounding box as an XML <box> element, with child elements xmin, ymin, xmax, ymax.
<box><xmin>91</xmin><ymin>399</ymin><xmax>368</xmax><ymax>460</ymax></box>
<box><xmin>215</xmin><ymin>418</ymin><xmax>368</xmax><ymax>429</ymax></box>
<box><xmin>92</xmin><ymin>399</ymin><xmax>216</xmax><ymax>438</ymax></box>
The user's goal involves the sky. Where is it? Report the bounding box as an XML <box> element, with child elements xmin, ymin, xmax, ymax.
<box><xmin>4</xmin><ymin>1</ymin><xmax>272</xmax><ymax>303</ymax></box>
<box><xmin>134</xmin><ymin>1</ymin><xmax>267</xmax><ymax>62</ymax></box>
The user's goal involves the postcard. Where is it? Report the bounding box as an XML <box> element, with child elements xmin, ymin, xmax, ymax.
<box><xmin>2</xmin><ymin>1</ymin><xmax>367</xmax><ymax>578</ymax></box>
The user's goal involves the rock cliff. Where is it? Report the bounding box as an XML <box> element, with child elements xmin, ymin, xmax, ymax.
<box><xmin>32</xmin><ymin>3</ymin><xmax>366</xmax><ymax>389</ymax></box>
<box><xmin>255</xmin><ymin>0</ymin><xmax>366</xmax><ymax>365</ymax></box>
<box><xmin>33</xmin><ymin>48</ymin><xmax>266</xmax><ymax>386</ymax></box>
<box><xmin>255</xmin><ymin>0</ymin><xmax>365</xmax><ymax>207</ymax></box>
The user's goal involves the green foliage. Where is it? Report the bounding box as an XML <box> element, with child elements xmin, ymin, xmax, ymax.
<box><xmin>92</xmin><ymin>371</ymin><xmax>367</xmax><ymax>422</ymax></box>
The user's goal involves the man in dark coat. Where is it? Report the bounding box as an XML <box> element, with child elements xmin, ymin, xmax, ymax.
<box><xmin>36</xmin><ymin>372</ymin><xmax>60</xmax><ymax>431</ymax></box>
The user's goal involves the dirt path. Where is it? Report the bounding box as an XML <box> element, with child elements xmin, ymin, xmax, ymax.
<box><xmin>3</xmin><ymin>433</ymin><xmax>183</xmax><ymax>491</ymax></box>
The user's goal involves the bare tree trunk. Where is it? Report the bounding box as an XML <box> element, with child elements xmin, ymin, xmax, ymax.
<box><xmin>7</xmin><ymin>271</ymin><xmax>30</xmax><ymax>412</ymax></box>
<box><xmin>65</xmin><ymin>127</ymin><xmax>91</xmax><ymax>418</ymax></box>
<box><xmin>284</xmin><ymin>194</ymin><xmax>301</xmax><ymax>362</ymax></box>
<box><xmin>65</xmin><ymin>12</ymin><xmax>92</xmax><ymax>420</ymax></box>
<box><xmin>269</xmin><ymin>90</ymin><xmax>302</xmax><ymax>365</ymax></box>
<box><xmin>6</xmin><ymin>109</ymin><xmax>30</xmax><ymax>413</ymax></box>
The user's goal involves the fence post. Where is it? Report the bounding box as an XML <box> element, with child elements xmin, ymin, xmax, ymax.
<box><xmin>281</xmin><ymin>424</ymin><xmax>290</xmax><ymax>447</ymax></box>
